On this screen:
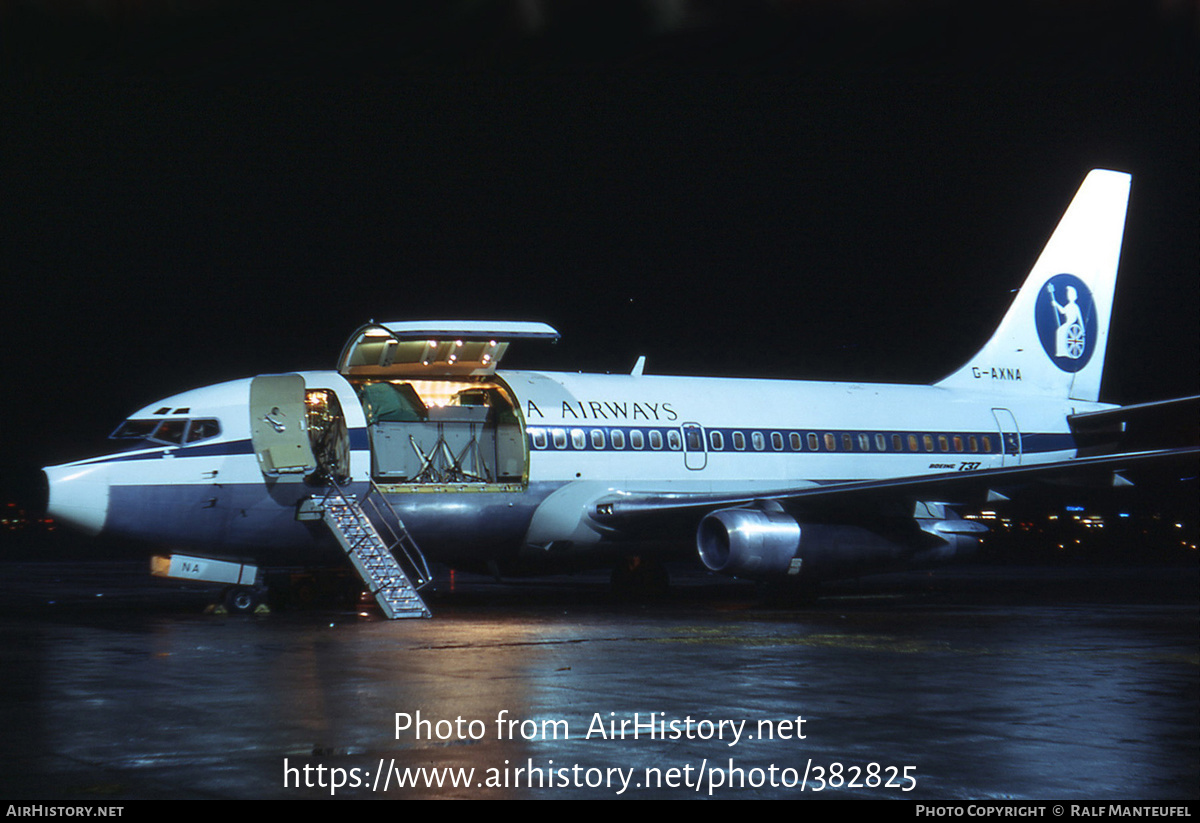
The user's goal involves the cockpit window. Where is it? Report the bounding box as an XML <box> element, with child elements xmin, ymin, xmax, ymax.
<box><xmin>110</xmin><ymin>418</ymin><xmax>221</xmax><ymax>446</ymax></box>
<box><xmin>186</xmin><ymin>419</ymin><xmax>221</xmax><ymax>443</ymax></box>
<box><xmin>111</xmin><ymin>420</ymin><xmax>160</xmax><ymax>440</ymax></box>
<box><xmin>154</xmin><ymin>419</ymin><xmax>187</xmax><ymax>445</ymax></box>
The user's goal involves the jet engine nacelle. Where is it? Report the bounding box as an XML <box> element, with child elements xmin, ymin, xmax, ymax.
<box><xmin>696</xmin><ymin>507</ymin><xmax>802</xmax><ymax>578</ymax></box>
<box><xmin>696</xmin><ymin>506</ymin><xmax>985</xmax><ymax>582</ymax></box>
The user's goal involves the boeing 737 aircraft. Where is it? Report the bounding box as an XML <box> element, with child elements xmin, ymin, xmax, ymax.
<box><xmin>42</xmin><ymin>169</ymin><xmax>1198</xmax><ymax>616</ymax></box>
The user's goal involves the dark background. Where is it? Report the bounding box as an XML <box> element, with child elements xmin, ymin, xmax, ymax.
<box><xmin>2</xmin><ymin>1</ymin><xmax>1196</xmax><ymax>507</ymax></box>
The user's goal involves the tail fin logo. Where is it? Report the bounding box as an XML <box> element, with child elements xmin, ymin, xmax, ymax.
<box><xmin>1035</xmin><ymin>273</ymin><xmax>1097</xmax><ymax>372</ymax></box>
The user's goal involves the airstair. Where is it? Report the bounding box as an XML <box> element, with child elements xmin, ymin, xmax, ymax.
<box><xmin>308</xmin><ymin>479</ymin><xmax>432</xmax><ymax>618</ymax></box>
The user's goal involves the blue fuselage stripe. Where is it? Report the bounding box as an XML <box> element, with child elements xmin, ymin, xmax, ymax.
<box><xmin>79</xmin><ymin>439</ymin><xmax>256</xmax><ymax>464</ymax></box>
<box><xmin>526</xmin><ymin>425</ymin><xmax>1074</xmax><ymax>457</ymax></box>
<box><xmin>82</xmin><ymin>426</ymin><xmax>1075</xmax><ymax>467</ymax></box>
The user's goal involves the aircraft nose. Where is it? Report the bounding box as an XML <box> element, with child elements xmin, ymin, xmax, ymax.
<box><xmin>42</xmin><ymin>463</ymin><xmax>110</xmax><ymax>536</ymax></box>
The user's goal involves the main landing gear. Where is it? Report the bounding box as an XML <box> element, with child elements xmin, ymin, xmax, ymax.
<box><xmin>610</xmin><ymin>556</ymin><xmax>670</xmax><ymax>600</ymax></box>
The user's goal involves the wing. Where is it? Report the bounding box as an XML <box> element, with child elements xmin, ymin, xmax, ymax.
<box><xmin>592</xmin><ymin>445</ymin><xmax>1200</xmax><ymax>527</ymax></box>
<box><xmin>588</xmin><ymin>440</ymin><xmax>1197</xmax><ymax>583</ymax></box>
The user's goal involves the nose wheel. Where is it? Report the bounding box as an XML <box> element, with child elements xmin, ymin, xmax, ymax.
<box><xmin>223</xmin><ymin>585</ymin><xmax>265</xmax><ymax>614</ymax></box>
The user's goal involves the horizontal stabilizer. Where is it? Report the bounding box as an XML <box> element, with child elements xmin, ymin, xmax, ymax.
<box><xmin>1069</xmin><ymin>395</ymin><xmax>1200</xmax><ymax>457</ymax></box>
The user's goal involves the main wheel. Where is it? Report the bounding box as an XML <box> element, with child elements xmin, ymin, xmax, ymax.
<box><xmin>610</xmin><ymin>556</ymin><xmax>670</xmax><ymax>600</ymax></box>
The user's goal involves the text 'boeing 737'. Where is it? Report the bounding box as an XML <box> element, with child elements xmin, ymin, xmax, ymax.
<box><xmin>42</xmin><ymin>170</ymin><xmax>1199</xmax><ymax>617</ymax></box>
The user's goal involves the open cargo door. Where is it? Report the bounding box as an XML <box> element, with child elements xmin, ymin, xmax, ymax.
<box><xmin>338</xmin><ymin>320</ymin><xmax>559</xmax><ymax>378</ymax></box>
<box><xmin>338</xmin><ymin>321</ymin><xmax>558</xmax><ymax>489</ymax></box>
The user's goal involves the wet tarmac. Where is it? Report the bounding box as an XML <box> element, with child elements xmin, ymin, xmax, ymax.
<box><xmin>0</xmin><ymin>559</ymin><xmax>1195</xmax><ymax>800</ymax></box>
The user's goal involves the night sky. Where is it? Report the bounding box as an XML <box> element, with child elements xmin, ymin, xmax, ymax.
<box><xmin>2</xmin><ymin>2</ymin><xmax>1196</xmax><ymax>507</ymax></box>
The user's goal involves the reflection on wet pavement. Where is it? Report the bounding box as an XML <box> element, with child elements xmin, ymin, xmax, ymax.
<box><xmin>0</xmin><ymin>561</ymin><xmax>1195</xmax><ymax>799</ymax></box>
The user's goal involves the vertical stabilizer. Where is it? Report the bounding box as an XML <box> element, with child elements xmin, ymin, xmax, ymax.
<box><xmin>935</xmin><ymin>169</ymin><xmax>1131</xmax><ymax>402</ymax></box>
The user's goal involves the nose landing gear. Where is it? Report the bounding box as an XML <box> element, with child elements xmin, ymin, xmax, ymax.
<box><xmin>222</xmin><ymin>585</ymin><xmax>266</xmax><ymax>614</ymax></box>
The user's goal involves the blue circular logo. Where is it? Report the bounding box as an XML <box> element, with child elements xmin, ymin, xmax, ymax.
<box><xmin>1034</xmin><ymin>274</ymin><xmax>1097</xmax><ymax>372</ymax></box>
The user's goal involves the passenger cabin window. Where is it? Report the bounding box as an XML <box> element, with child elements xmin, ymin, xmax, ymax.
<box><xmin>824</xmin><ymin>433</ymin><xmax>836</xmax><ymax>451</ymax></box>
<box><xmin>733</xmin><ymin>431</ymin><xmax>745</xmax><ymax>451</ymax></box>
<box><xmin>771</xmin><ymin>432</ymin><xmax>784</xmax><ymax>451</ymax></box>
<box><xmin>875</xmin><ymin>434</ymin><xmax>887</xmax><ymax>451</ymax></box>
<box><xmin>590</xmin><ymin>429</ymin><xmax>605</xmax><ymax>449</ymax></box>
<box><xmin>908</xmin><ymin>434</ymin><xmax>919</xmax><ymax>452</ymax></box>
<box><xmin>667</xmin><ymin>430</ymin><xmax>682</xmax><ymax>450</ymax></box>
<box><xmin>552</xmin><ymin>429</ymin><xmax>567</xmax><ymax>449</ymax></box>
<box><xmin>790</xmin><ymin>433</ymin><xmax>801</xmax><ymax>450</ymax></box>
<box><xmin>923</xmin><ymin>435</ymin><xmax>934</xmax><ymax>452</ymax></box>
<box><xmin>630</xmin><ymin>430</ymin><xmax>645</xmax><ymax>450</ymax></box>
<box><xmin>892</xmin><ymin>434</ymin><xmax>902</xmax><ymax>451</ymax></box>
<box><xmin>938</xmin><ymin>435</ymin><xmax>949</xmax><ymax>452</ymax></box>
<box><xmin>649</xmin><ymin>430</ymin><xmax>663</xmax><ymax>450</ymax></box>
<box><xmin>710</xmin><ymin>431</ymin><xmax>724</xmax><ymax>451</ymax></box>
<box><xmin>571</xmin><ymin>429</ymin><xmax>586</xmax><ymax>450</ymax></box>
<box><xmin>752</xmin><ymin>432</ymin><xmax>765</xmax><ymax>451</ymax></box>
<box><xmin>532</xmin><ymin>429</ymin><xmax>548</xmax><ymax>449</ymax></box>
<box><xmin>953</xmin><ymin>435</ymin><xmax>963</xmax><ymax>452</ymax></box>
<box><xmin>842</xmin><ymin>434</ymin><xmax>853</xmax><ymax>451</ymax></box>
<box><xmin>858</xmin><ymin>434</ymin><xmax>870</xmax><ymax>451</ymax></box>
<box><xmin>611</xmin><ymin>429</ymin><xmax>626</xmax><ymax>449</ymax></box>
<box><xmin>808</xmin><ymin>433</ymin><xmax>819</xmax><ymax>450</ymax></box>
<box><xmin>969</xmin><ymin>435</ymin><xmax>978</xmax><ymax>453</ymax></box>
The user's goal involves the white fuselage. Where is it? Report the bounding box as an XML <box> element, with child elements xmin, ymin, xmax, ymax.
<box><xmin>42</xmin><ymin>367</ymin><xmax>1102</xmax><ymax>569</ymax></box>
<box><xmin>38</xmin><ymin>169</ymin><xmax>1144</xmax><ymax>587</ymax></box>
